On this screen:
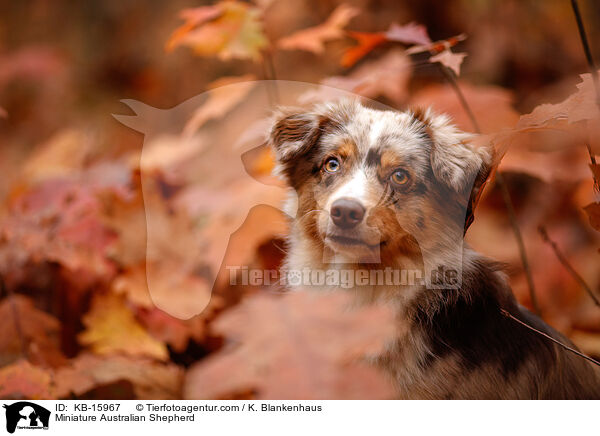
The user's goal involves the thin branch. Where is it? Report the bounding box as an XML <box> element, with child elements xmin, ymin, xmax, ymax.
<box><xmin>501</xmin><ymin>308</ymin><xmax>600</xmax><ymax>368</ymax></box>
<box><xmin>571</xmin><ymin>0</ymin><xmax>600</xmax><ymax>110</ymax></box>
<box><xmin>538</xmin><ymin>226</ymin><xmax>600</xmax><ymax>307</ymax></box>
<box><xmin>438</xmin><ymin>64</ymin><xmax>541</xmax><ymax>315</ymax></box>
<box><xmin>261</xmin><ymin>49</ymin><xmax>280</xmax><ymax>106</ymax></box>
<box><xmin>438</xmin><ymin>64</ymin><xmax>481</xmax><ymax>133</ymax></box>
<box><xmin>0</xmin><ymin>275</ymin><xmax>28</xmax><ymax>358</ymax></box>
<box><xmin>497</xmin><ymin>175</ymin><xmax>541</xmax><ymax>315</ymax></box>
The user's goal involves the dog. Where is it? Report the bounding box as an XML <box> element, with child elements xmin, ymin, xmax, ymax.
<box><xmin>267</xmin><ymin>99</ymin><xmax>600</xmax><ymax>399</ymax></box>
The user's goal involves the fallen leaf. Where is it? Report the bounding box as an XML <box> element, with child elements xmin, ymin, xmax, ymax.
<box><xmin>166</xmin><ymin>1</ymin><xmax>268</xmax><ymax>61</ymax></box>
<box><xmin>277</xmin><ymin>4</ymin><xmax>359</xmax><ymax>54</ymax></box>
<box><xmin>430</xmin><ymin>49</ymin><xmax>467</xmax><ymax>76</ymax></box>
<box><xmin>0</xmin><ymin>295</ymin><xmax>64</xmax><ymax>368</ymax></box>
<box><xmin>0</xmin><ymin>360</ymin><xmax>53</xmax><ymax>400</ymax></box>
<box><xmin>184</xmin><ymin>291</ymin><xmax>396</xmax><ymax>399</ymax></box>
<box><xmin>54</xmin><ymin>353</ymin><xmax>183</xmax><ymax>400</ymax></box>
<box><xmin>78</xmin><ymin>292</ymin><xmax>169</xmax><ymax>361</ymax></box>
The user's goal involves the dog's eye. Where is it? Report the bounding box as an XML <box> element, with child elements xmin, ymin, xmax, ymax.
<box><xmin>390</xmin><ymin>169</ymin><xmax>409</xmax><ymax>185</ymax></box>
<box><xmin>324</xmin><ymin>157</ymin><xmax>341</xmax><ymax>173</ymax></box>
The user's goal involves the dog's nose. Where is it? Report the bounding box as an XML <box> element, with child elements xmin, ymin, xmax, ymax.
<box><xmin>330</xmin><ymin>198</ymin><xmax>365</xmax><ymax>229</ymax></box>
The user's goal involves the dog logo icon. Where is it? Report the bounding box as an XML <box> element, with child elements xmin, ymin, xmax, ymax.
<box><xmin>3</xmin><ymin>402</ymin><xmax>50</xmax><ymax>434</ymax></box>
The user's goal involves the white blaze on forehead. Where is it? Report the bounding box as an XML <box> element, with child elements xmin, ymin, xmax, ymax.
<box><xmin>328</xmin><ymin>169</ymin><xmax>370</xmax><ymax>206</ymax></box>
<box><xmin>368</xmin><ymin>116</ymin><xmax>387</xmax><ymax>148</ymax></box>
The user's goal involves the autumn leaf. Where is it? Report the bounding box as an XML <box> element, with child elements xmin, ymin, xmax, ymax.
<box><xmin>405</xmin><ymin>33</ymin><xmax>467</xmax><ymax>55</ymax></box>
<box><xmin>78</xmin><ymin>292</ymin><xmax>169</xmax><ymax>361</ymax></box>
<box><xmin>54</xmin><ymin>353</ymin><xmax>184</xmax><ymax>400</ymax></box>
<box><xmin>0</xmin><ymin>360</ymin><xmax>54</xmax><ymax>400</ymax></box>
<box><xmin>184</xmin><ymin>291</ymin><xmax>396</xmax><ymax>400</ymax></box>
<box><xmin>166</xmin><ymin>1</ymin><xmax>268</xmax><ymax>61</ymax></box>
<box><xmin>430</xmin><ymin>49</ymin><xmax>467</xmax><ymax>76</ymax></box>
<box><xmin>517</xmin><ymin>71</ymin><xmax>600</xmax><ymax>128</ymax></box>
<box><xmin>385</xmin><ymin>22</ymin><xmax>431</xmax><ymax>45</ymax></box>
<box><xmin>341</xmin><ymin>22</ymin><xmax>431</xmax><ymax>67</ymax></box>
<box><xmin>583</xmin><ymin>203</ymin><xmax>600</xmax><ymax>232</ymax></box>
<box><xmin>277</xmin><ymin>4</ymin><xmax>359</xmax><ymax>54</ymax></box>
<box><xmin>0</xmin><ymin>295</ymin><xmax>65</xmax><ymax>368</ymax></box>
<box><xmin>341</xmin><ymin>31</ymin><xmax>386</xmax><ymax>67</ymax></box>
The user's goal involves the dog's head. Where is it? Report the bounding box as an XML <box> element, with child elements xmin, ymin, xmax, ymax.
<box><xmin>268</xmin><ymin>99</ymin><xmax>491</xmax><ymax>267</ymax></box>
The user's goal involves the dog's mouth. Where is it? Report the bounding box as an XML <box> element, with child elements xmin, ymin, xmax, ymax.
<box><xmin>326</xmin><ymin>234</ymin><xmax>385</xmax><ymax>249</ymax></box>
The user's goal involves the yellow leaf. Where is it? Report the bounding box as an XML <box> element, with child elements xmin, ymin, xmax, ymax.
<box><xmin>78</xmin><ymin>293</ymin><xmax>168</xmax><ymax>361</ymax></box>
<box><xmin>167</xmin><ymin>1</ymin><xmax>267</xmax><ymax>61</ymax></box>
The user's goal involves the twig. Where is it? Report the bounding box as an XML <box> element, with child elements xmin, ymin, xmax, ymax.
<box><xmin>261</xmin><ymin>49</ymin><xmax>280</xmax><ymax>106</ymax></box>
<box><xmin>501</xmin><ymin>308</ymin><xmax>600</xmax><ymax>368</ymax></box>
<box><xmin>0</xmin><ymin>274</ymin><xmax>28</xmax><ymax>358</ymax></box>
<box><xmin>571</xmin><ymin>0</ymin><xmax>600</xmax><ymax>110</ymax></box>
<box><xmin>497</xmin><ymin>175</ymin><xmax>541</xmax><ymax>315</ymax></box>
<box><xmin>438</xmin><ymin>64</ymin><xmax>541</xmax><ymax>315</ymax></box>
<box><xmin>538</xmin><ymin>226</ymin><xmax>600</xmax><ymax>307</ymax></box>
<box><xmin>438</xmin><ymin>64</ymin><xmax>481</xmax><ymax>133</ymax></box>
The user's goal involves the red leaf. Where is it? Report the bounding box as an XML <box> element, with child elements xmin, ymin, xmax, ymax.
<box><xmin>341</xmin><ymin>31</ymin><xmax>386</xmax><ymax>67</ymax></box>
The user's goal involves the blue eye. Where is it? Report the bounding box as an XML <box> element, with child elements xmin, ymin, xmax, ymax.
<box><xmin>391</xmin><ymin>169</ymin><xmax>409</xmax><ymax>185</ymax></box>
<box><xmin>324</xmin><ymin>157</ymin><xmax>341</xmax><ymax>173</ymax></box>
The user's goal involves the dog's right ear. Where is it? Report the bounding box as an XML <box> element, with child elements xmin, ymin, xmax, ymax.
<box><xmin>268</xmin><ymin>109</ymin><xmax>327</xmax><ymax>164</ymax></box>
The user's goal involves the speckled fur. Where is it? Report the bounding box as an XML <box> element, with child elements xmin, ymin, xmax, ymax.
<box><xmin>268</xmin><ymin>99</ymin><xmax>600</xmax><ymax>399</ymax></box>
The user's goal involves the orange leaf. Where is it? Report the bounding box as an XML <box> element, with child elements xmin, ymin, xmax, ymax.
<box><xmin>0</xmin><ymin>295</ymin><xmax>65</xmax><ymax>368</ymax></box>
<box><xmin>406</xmin><ymin>33</ymin><xmax>467</xmax><ymax>55</ymax></box>
<box><xmin>54</xmin><ymin>353</ymin><xmax>183</xmax><ymax>400</ymax></box>
<box><xmin>277</xmin><ymin>4</ymin><xmax>359</xmax><ymax>54</ymax></box>
<box><xmin>166</xmin><ymin>1</ymin><xmax>267</xmax><ymax>61</ymax></box>
<box><xmin>0</xmin><ymin>360</ymin><xmax>53</xmax><ymax>400</ymax></box>
<box><xmin>341</xmin><ymin>31</ymin><xmax>386</xmax><ymax>67</ymax></box>
<box><xmin>78</xmin><ymin>292</ymin><xmax>169</xmax><ymax>361</ymax></box>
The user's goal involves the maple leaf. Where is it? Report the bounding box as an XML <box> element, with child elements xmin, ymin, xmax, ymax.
<box><xmin>430</xmin><ymin>49</ymin><xmax>468</xmax><ymax>76</ymax></box>
<box><xmin>385</xmin><ymin>22</ymin><xmax>431</xmax><ymax>45</ymax></box>
<box><xmin>517</xmin><ymin>71</ymin><xmax>600</xmax><ymax>128</ymax></box>
<box><xmin>166</xmin><ymin>1</ymin><xmax>268</xmax><ymax>61</ymax></box>
<box><xmin>184</xmin><ymin>291</ymin><xmax>396</xmax><ymax>399</ymax></box>
<box><xmin>54</xmin><ymin>353</ymin><xmax>183</xmax><ymax>400</ymax></box>
<box><xmin>78</xmin><ymin>292</ymin><xmax>169</xmax><ymax>361</ymax></box>
<box><xmin>0</xmin><ymin>360</ymin><xmax>53</xmax><ymax>400</ymax></box>
<box><xmin>277</xmin><ymin>4</ymin><xmax>359</xmax><ymax>54</ymax></box>
<box><xmin>0</xmin><ymin>295</ymin><xmax>65</xmax><ymax>368</ymax></box>
<box><xmin>341</xmin><ymin>31</ymin><xmax>386</xmax><ymax>67</ymax></box>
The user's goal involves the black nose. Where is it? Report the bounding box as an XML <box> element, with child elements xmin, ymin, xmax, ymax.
<box><xmin>330</xmin><ymin>198</ymin><xmax>365</xmax><ymax>229</ymax></box>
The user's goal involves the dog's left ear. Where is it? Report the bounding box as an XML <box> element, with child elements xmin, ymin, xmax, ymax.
<box><xmin>424</xmin><ymin>112</ymin><xmax>493</xmax><ymax>232</ymax></box>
